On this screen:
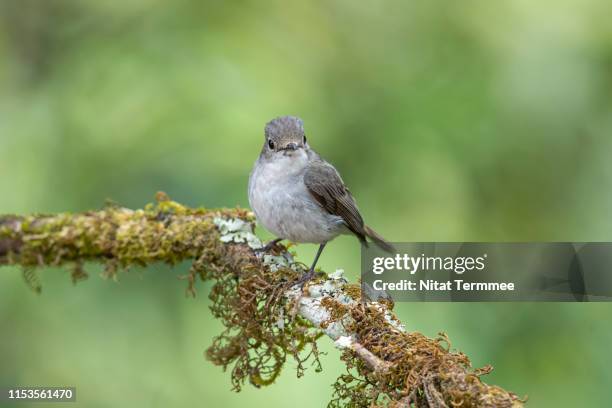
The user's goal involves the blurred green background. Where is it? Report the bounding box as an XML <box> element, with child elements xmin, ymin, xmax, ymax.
<box><xmin>1</xmin><ymin>0</ymin><xmax>612</xmax><ymax>406</ymax></box>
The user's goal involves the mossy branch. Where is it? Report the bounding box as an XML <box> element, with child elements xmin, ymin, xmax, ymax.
<box><xmin>0</xmin><ymin>193</ymin><xmax>525</xmax><ymax>408</ymax></box>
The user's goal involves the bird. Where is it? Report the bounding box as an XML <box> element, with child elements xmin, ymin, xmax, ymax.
<box><xmin>248</xmin><ymin>115</ymin><xmax>393</xmax><ymax>285</ymax></box>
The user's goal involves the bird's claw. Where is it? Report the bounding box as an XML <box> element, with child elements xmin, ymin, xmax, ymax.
<box><xmin>254</xmin><ymin>238</ymin><xmax>283</xmax><ymax>254</ymax></box>
<box><xmin>294</xmin><ymin>269</ymin><xmax>316</xmax><ymax>291</ymax></box>
<box><xmin>298</xmin><ymin>269</ymin><xmax>315</xmax><ymax>284</ymax></box>
<box><xmin>289</xmin><ymin>269</ymin><xmax>325</xmax><ymax>317</ymax></box>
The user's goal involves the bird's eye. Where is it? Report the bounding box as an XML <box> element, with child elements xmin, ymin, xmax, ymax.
<box><xmin>303</xmin><ymin>135</ymin><xmax>307</xmax><ymax>144</ymax></box>
<box><xmin>268</xmin><ymin>139</ymin><xmax>275</xmax><ymax>149</ymax></box>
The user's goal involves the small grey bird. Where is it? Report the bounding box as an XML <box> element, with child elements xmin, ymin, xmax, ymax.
<box><xmin>248</xmin><ymin>115</ymin><xmax>393</xmax><ymax>284</ymax></box>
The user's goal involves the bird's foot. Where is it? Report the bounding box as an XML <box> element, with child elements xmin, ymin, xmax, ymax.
<box><xmin>254</xmin><ymin>238</ymin><xmax>283</xmax><ymax>254</ymax></box>
<box><xmin>289</xmin><ymin>268</ymin><xmax>326</xmax><ymax>317</ymax></box>
<box><xmin>294</xmin><ymin>268</ymin><xmax>324</xmax><ymax>292</ymax></box>
<box><xmin>294</xmin><ymin>269</ymin><xmax>315</xmax><ymax>290</ymax></box>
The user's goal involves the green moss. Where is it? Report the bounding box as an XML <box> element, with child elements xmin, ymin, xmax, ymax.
<box><xmin>0</xmin><ymin>192</ymin><xmax>246</xmax><ymax>288</ymax></box>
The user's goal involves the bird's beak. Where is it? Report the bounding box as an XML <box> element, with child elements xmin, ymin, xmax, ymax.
<box><xmin>284</xmin><ymin>142</ymin><xmax>299</xmax><ymax>151</ymax></box>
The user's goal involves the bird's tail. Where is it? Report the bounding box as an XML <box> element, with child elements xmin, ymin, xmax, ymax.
<box><xmin>364</xmin><ymin>225</ymin><xmax>395</xmax><ymax>253</ymax></box>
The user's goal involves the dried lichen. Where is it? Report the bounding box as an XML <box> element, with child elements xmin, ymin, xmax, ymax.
<box><xmin>205</xmin><ymin>215</ymin><xmax>323</xmax><ymax>390</ymax></box>
<box><xmin>0</xmin><ymin>194</ymin><xmax>525</xmax><ymax>407</ymax></box>
<box><xmin>329</xmin><ymin>304</ymin><xmax>524</xmax><ymax>407</ymax></box>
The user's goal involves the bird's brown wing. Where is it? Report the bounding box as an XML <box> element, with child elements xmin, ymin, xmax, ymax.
<box><xmin>303</xmin><ymin>160</ymin><xmax>367</xmax><ymax>243</ymax></box>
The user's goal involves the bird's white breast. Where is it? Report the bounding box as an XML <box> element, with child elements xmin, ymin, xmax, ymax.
<box><xmin>248</xmin><ymin>150</ymin><xmax>345</xmax><ymax>243</ymax></box>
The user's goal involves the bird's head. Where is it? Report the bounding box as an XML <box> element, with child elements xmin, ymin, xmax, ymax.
<box><xmin>260</xmin><ymin>116</ymin><xmax>309</xmax><ymax>160</ymax></box>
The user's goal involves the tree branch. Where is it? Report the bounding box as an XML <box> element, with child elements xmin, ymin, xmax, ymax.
<box><xmin>0</xmin><ymin>193</ymin><xmax>525</xmax><ymax>407</ymax></box>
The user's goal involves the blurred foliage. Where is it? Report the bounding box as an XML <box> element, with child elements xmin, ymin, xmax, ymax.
<box><xmin>1</xmin><ymin>0</ymin><xmax>611</xmax><ymax>407</ymax></box>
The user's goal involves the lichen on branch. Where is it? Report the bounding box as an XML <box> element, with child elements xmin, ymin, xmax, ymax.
<box><xmin>0</xmin><ymin>193</ymin><xmax>525</xmax><ymax>407</ymax></box>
